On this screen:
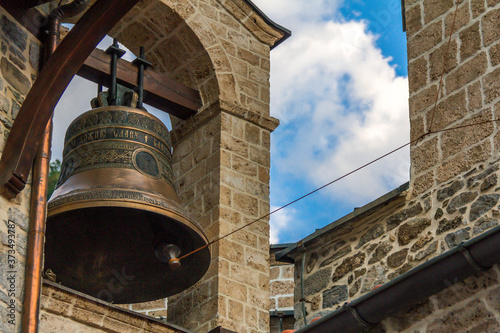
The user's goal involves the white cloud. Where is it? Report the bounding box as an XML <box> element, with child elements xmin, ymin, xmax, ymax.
<box><xmin>252</xmin><ymin>0</ymin><xmax>410</xmax><ymax>211</ymax></box>
<box><xmin>269</xmin><ymin>206</ymin><xmax>297</xmax><ymax>244</ymax></box>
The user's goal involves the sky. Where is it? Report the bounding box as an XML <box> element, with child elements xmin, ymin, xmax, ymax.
<box><xmin>52</xmin><ymin>0</ymin><xmax>410</xmax><ymax>245</ymax></box>
<box><xmin>250</xmin><ymin>0</ymin><xmax>410</xmax><ymax>244</ymax></box>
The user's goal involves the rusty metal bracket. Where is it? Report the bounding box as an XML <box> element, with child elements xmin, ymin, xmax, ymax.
<box><xmin>0</xmin><ymin>0</ymin><xmax>140</xmax><ymax>199</ymax></box>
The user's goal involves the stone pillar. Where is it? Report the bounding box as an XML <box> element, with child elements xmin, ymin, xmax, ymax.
<box><xmin>0</xmin><ymin>8</ymin><xmax>41</xmax><ymax>333</ymax></box>
<box><xmin>166</xmin><ymin>100</ymin><xmax>278</xmax><ymax>332</ymax></box>
<box><xmin>406</xmin><ymin>0</ymin><xmax>500</xmax><ymax>197</ymax></box>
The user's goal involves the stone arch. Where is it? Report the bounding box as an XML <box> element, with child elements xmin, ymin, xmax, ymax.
<box><xmin>106</xmin><ymin>0</ymin><xmax>238</xmax><ymax>115</ymax></box>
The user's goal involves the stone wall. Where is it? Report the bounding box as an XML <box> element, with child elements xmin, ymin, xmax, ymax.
<box><xmin>39</xmin><ymin>281</ymin><xmax>189</xmax><ymax>333</ymax></box>
<box><xmin>269</xmin><ymin>246</ymin><xmax>294</xmax><ymax>312</ymax></box>
<box><xmin>0</xmin><ymin>7</ymin><xmax>40</xmax><ymax>333</ymax></box>
<box><xmin>281</xmin><ymin>0</ymin><xmax>500</xmax><ymax>330</ymax></box>
<box><xmin>381</xmin><ymin>264</ymin><xmax>500</xmax><ymax>332</ymax></box>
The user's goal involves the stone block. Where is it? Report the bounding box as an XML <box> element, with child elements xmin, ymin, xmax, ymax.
<box><xmin>233</xmin><ymin>191</ymin><xmax>259</xmax><ymax>216</ymax></box>
<box><xmin>435</xmin><ymin>268</ymin><xmax>499</xmax><ymax>309</ymax></box>
<box><xmin>387</xmin><ymin>248</ymin><xmax>409</xmax><ymax>268</ymax></box>
<box><xmin>405</xmin><ymin>4</ymin><xmax>423</xmax><ymax>37</ymax></box>
<box><xmin>304</xmin><ymin>268</ymin><xmax>332</xmax><ymax>295</ymax></box>
<box><xmin>446</xmin><ymin>192</ymin><xmax>478</xmax><ymax>214</ymax></box>
<box><xmin>460</xmin><ymin>22</ymin><xmax>481</xmax><ymax>61</ymax></box>
<box><xmin>444</xmin><ymin>227</ymin><xmax>471</xmax><ymax>248</ymax></box>
<box><xmin>386</xmin><ymin>203</ymin><xmax>423</xmax><ymax>230</ymax></box>
<box><xmin>467</xmin><ymin>80</ymin><xmax>483</xmax><ymax>110</ymax></box>
<box><xmin>490</xmin><ymin>43</ymin><xmax>500</xmax><ymax>67</ymax></box>
<box><xmin>270</xmin><ymin>280</ymin><xmax>294</xmax><ymax>296</ymax></box>
<box><xmin>423</xmin><ymin>0</ymin><xmax>454</xmax><ymax>23</ymax></box>
<box><xmin>355</xmin><ymin>224</ymin><xmax>385</xmax><ymax>249</ymax></box>
<box><xmin>398</xmin><ymin>218</ymin><xmax>431</xmax><ymax>245</ymax></box>
<box><xmin>221</xmin><ymin>132</ymin><xmax>249</xmax><ymax>158</ymax></box>
<box><xmin>411</xmin><ymin>137</ymin><xmax>439</xmax><ymax>174</ymax></box>
<box><xmin>482</xmin><ymin>7</ymin><xmax>500</xmax><ymax>46</ymax></box>
<box><xmin>331</xmin><ymin>253</ymin><xmax>366</xmax><ymax>283</ymax></box>
<box><xmin>0</xmin><ymin>15</ymin><xmax>27</xmax><ymax>51</ymax></box>
<box><xmin>437</xmin><ymin>216</ymin><xmax>463</xmax><ymax>234</ymax></box>
<box><xmin>471</xmin><ymin>0</ymin><xmax>485</xmax><ymax>18</ymax></box>
<box><xmin>0</xmin><ymin>57</ymin><xmax>30</xmax><ymax>95</ymax></box>
<box><xmin>470</xmin><ymin>194</ymin><xmax>500</xmax><ymax>221</ymax></box>
<box><xmin>444</xmin><ymin>2</ymin><xmax>470</xmax><ymax>37</ymax></box>
<box><xmin>388</xmin><ymin>299</ymin><xmax>434</xmax><ymax>331</ymax></box>
<box><xmin>368</xmin><ymin>241</ymin><xmax>393</xmax><ymax>264</ymax></box>
<box><xmin>320</xmin><ymin>245</ymin><xmax>352</xmax><ymax>268</ymax></box>
<box><xmin>409</xmin><ymin>56</ymin><xmax>428</xmax><ymax>92</ymax></box>
<box><xmin>427</xmin><ymin>89</ymin><xmax>468</xmax><ymax>130</ymax></box>
<box><xmin>483</xmin><ymin>67</ymin><xmax>500</xmax><ymax>103</ymax></box>
<box><xmin>322</xmin><ymin>285</ymin><xmax>348</xmax><ymax>309</ymax></box>
<box><xmin>429</xmin><ymin>38</ymin><xmax>458</xmax><ymax>81</ymax></box>
<box><xmin>407</xmin><ymin>21</ymin><xmax>442</xmax><ymax>59</ymax></box>
<box><xmin>409</xmin><ymin>84</ymin><xmax>438</xmax><ymax>116</ymax></box>
<box><xmin>445</xmin><ymin>52</ymin><xmax>487</xmax><ymax>95</ymax></box>
<box><xmin>410</xmin><ymin>114</ymin><xmax>425</xmax><ymax>142</ymax></box>
<box><xmin>246</xmin><ymin>248</ymin><xmax>269</xmax><ymax>273</ymax></box>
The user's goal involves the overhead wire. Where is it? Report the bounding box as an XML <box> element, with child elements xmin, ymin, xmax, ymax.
<box><xmin>177</xmin><ymin>1</ymin><xmax>487</xmax><ymax>263</ymax></box>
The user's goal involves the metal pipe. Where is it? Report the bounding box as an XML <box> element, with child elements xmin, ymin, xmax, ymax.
<box><xmin>295</xmin><ymin>224</ymin><xmax>500</xmax><ymax>332</ymax></box>
<box><xmin>21</xmin><ymin>2</ymin><xmax>89</xmax><ymax>332</ymax></box>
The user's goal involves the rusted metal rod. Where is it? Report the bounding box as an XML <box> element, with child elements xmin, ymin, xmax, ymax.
<box><xmin>21</xmin><ymin>1</ymin><xmax>89</xmax><ymax>332</ymax></box>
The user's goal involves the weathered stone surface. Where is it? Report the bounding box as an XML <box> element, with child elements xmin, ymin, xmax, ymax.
<box><xmin>388</xmin><ymin>299</ymin><xmax>434</xmax><ymax>331</ymax></box>
<box><xmin>320</xmin><ymin>246</ymin><xmax>351</xmax><ymax>268</ymax></box>
<box><xmin>1</xmin><ymin>57</ymin><xmax>30</xmax><ymax>94</ymax></box>
<box><xmin>437</xmin><ymin>216</ymin><xmax>463</xmax><ymax>235</ymax></box>
<box><xmin>411</xmin><ymin>232</ymin><xmax>433</xmax><ymax>252</ymax></box>
<box><xmin>387</xmin><ymin>263</ymin><xmax>413</xmax><ymax>280</ymax></box>
<box><xmin>446</xmin><ymin>192</ymin><xmax>478</xmax><ymax>214</ymax></box>
<box><xmin>306</xmin><ymin>252</ymin><xmax>318</xmax><ymax>274</ymax></box>
<box><xmin>435</xmin><ymin>268</ymin><xmax>499</xmax><ymax>309</ymax></box>
<box><xmin>387</xmin><ymin>249</ymin><xmax>409</xmax><ymax>268</ymax></box>
<box><xmin>29</xmin><ymin>41</ymin><xmax>40</xmax><ymax>70</ymax></box>
<box><xmin>361</xmin><ymin>265</ymin><xmax>387</xmax><ymax>293</ymax></box>
<box><xmin>481</xmin><ymin>174</ymin><xmax>498</xmax><ymax>191</ymax></box>
<box><xmin>368</xmin><ymin>241</ymin><xmax>393</xmax><ymax>264</ymax></box>
<box><xmin>398</xmin><ymin>218</ymin><xmax>431</xmax><ymax>246</ymax></box>
<box><xmin>332</xmin><ymin>253</ymin><xmax>366</xmax><ymax>283</ymax></box>
<box><xmin>467</xmin><ymin>165</ymin><xmax>498</xmax><ymax>188</ymax></box>
<box><xmin>428</xmin><ymin>299</ymin><xmax>499</xmax><ymax>332</ymax></box>
<box><xmin>434</xmin><ymin>208</ymin><xmax>444</xmax><ymax>220</ymax></box>
<box><xmin>437</xmin><ymin>180</ymin><xmax>464</xmax><ymax>201</ymax></box>
<box><xmin>304</xmin><ymin>268</ymin><xmax>332</xmax><ymax>295</ymax></box>
<box><xmin>387</xmin><ymin>203</ymin><xmax>423</xmax><ymax>230</ymax></box>
<box><xmin>356</xmin><ymin>224</ymin><xmax>384</xmax><ymax>249</ymax></box>
<box><xmin>322</xmin><ymin>285</ymin><xmax>348</xmax><ymax>309</ymax></box>
<box><xmin>473</xmin><ymin>216</ymin><xmax>499</xmax><ymax>235</ymax></box>
<box><xmin>1</xmin><ymin>14</ymin><xmax>27</xmax><ymax>51</ymax></box>
<box><xmin>354</xmin><ymin>268</ymin><xmax>366</xmax><ymax>279</ymax></box>
<box><xmin>412</xmin><ymin>241</ymin><xmax>438</xmax><ymax>261</ymax></box>
<box><xmin>444</xmin><ymin>228</ymin><xmax>471</xmax><ymax>248</ymax></box>
<box><xmin>8</xmin><ymin>45</ymin><xmax>26</xmax><ymax>70</ymax></box>
<box><xmin>485</xmin><ymin>286</ymin><xmax>500</xmax><ymax>312</ymax></box>
<box><xmin>469</xmin><ymin>194</ymin><xmax>499</xmax><ymax>221</ymax></box>
<box><xmin>349</xmin><ymin>279</ymin><xmax>361</xmax><ymax>298</ymax></box>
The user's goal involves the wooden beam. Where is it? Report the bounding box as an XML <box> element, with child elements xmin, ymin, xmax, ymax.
<box><xmin>78</xmin><ymin>48</ymin><xmax>201</xmax><ymax>119</ymax></box>
<box><xmin>0</xmin><ymin>0</ymin><xmax>140</xmax><ymax>199</ymax></box>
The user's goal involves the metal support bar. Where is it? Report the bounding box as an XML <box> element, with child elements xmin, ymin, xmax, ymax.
<box><xmin>106</xmin><ymin>39</ymin><xmax>126</xmax><ymax>105</ymax></box>
<box><xmin>132</xmin><ymin>46</ymin><xmax>152</xmax><ymax>109</ymax></box>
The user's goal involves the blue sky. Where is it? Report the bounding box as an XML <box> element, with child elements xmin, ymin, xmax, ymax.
<box><xmin>251</xmin><ymin>0</ymin><xmax>410</xmax><ymax>243</ymax></box>
<box><xmin>53</xmin><ymin>0</ymin><xmax>410</xmax><ymax>245</ymax></box>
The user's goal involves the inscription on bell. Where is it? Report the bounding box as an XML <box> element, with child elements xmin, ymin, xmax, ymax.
<box><xmin>66</xmin><ymin>127</ymin><xmax>171</xmax><ymax>156</ymax></box>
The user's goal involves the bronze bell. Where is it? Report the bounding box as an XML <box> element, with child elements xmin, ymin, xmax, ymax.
<box><xmin>45</xmin><ymin>90</ymin><xmax>210</xmax><ymax>304</ymax></box>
